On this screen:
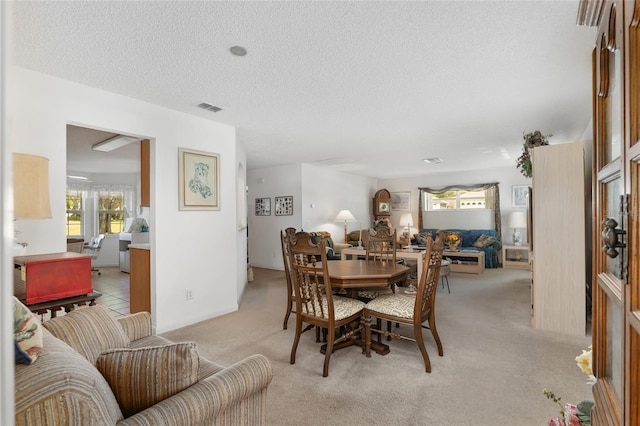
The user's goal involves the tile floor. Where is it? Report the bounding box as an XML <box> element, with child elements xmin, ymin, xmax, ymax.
<box><xmin>91</xmin><ymin>266</ymin><xmax>131</xmax><ymax>318</ymax></box>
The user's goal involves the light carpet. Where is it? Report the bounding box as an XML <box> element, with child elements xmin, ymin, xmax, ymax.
<box><xmin>161</xmin><ymin>267</ymin><xmax>593</xmax><ymax>425</ymax></box>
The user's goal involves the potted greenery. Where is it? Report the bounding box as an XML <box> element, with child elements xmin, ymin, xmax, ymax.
<box><xmin>516</xmin><ymin>130</ymin><xmax>551</xmax><ymax>178</ymax></box>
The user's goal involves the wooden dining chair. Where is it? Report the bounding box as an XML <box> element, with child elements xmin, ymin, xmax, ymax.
<box><xmin>363</xmin><ymin>231</ymin><xmax>445</xmax><ymax>373</ymax></box>
<box><xmin>288</xmin><ymin>231</ymin><xmax>365</xmax><ymax>377</ymax></box>
<box><xmin>281</xmin><ymin>227</ymin><xmax>297</xmax><ymax>330</ymax></box>
<box><xmin>358</xmin><ymin>227</ymin><xmax>398</xmax><ymax>300</ymax></box>
<box><xmin>365</xmin><ymin>227</ymin><xmax>397</xmax><ymax>263</ymax></box>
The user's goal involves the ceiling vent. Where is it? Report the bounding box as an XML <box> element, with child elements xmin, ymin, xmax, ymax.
<box><xmin>197</xmin><ymin>102</ymin><xmax>222</xmax><ymax>113</ymax></box>
<box><xmin>423</xmin><ymin>157</ymin><xmax>443</xmax><ymax>164</ymax></box>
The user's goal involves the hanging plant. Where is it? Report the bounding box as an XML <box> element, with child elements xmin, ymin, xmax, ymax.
<box><xmin>516</xmin><ymin>130</ymin><xmax>551</xmax><ymax>178</ymax></box>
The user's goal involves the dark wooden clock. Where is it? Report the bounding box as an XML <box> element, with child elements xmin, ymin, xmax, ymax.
<box><xmin>372</xmin><ymin>189</ymin><xmax>392</xmax><ymax>217</ymax></box>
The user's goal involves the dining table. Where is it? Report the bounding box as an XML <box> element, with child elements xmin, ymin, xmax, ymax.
<box><xmin>319</xmin><ymin>259</ymin><xmax>410</xmax><ymax>355</ymax></box>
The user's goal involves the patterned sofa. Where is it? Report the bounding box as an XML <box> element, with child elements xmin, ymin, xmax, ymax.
<box><xmin>15</xmin><ymin>303</ymin><xmax>273</xmax><ymax>425</ymax></box>
<box><xmin>414</xmin><ymin>228</ymin><xmax>502</xmax><ymax>268</ymax></box>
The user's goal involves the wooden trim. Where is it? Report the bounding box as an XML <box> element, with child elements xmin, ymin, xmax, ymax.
<box><xmin>598</xmin><ymin>272</ymin><xmax>624</xmax><ymax>306</ymax></box>
<box><xmin>608</xmin><ymin>3</ymin><xmax>618</xmax><ymax>50</ymax></box>
<box><xmin>578</xmin><ymin>0</ymin><xmax>606</xmax><ymax>26</ymax></box>
<box><xmin>140</xmin><ymin>139</ymin><xmax>150</xmax><ymax>207</ymax></box>
<box><xmin>599</xmin><ymin>33</ymin><xmax>611</xmax><ymax>98</ymax></box>
<box><xmin>593</xmin><ymin>378</ymin><xmax>622</xmax><ymax>425</ymax></box>
<box><xmin>629</xmin><ymin>2</ymin><xmax>640</xmax><ymax>146</ymax></box>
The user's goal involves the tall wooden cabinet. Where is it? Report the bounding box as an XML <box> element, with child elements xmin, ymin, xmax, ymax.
<box><xmin>129</xmin><ymin>246</ymin><xmax>150</xmax><ymax>314</ymax></box>
<box><xmin>530</xmin><ymin>141</ymin><xmax>586</xmax><ymax>336</ymax></box>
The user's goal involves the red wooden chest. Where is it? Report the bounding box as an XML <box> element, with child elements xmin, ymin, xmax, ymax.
<box><xmin>14</xmin><ymin>252</ymin><xmax>93</xmax><ymax>304</ymax></box>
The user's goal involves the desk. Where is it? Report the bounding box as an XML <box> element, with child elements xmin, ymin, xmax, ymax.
<box><xmin>341</xmin><ymin>247</ymin><xmax>424</xmax><ymax>282</ymax></box>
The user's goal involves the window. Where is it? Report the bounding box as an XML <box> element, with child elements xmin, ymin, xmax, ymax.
<box><xmin>66</xmin><ymin>189</ymin><xmax>83</xmax><ymax>236</ymax></box>
<box><xmin>425</xmin><ymin>189</ymin><xmax>492</xmax><ymax>210</ymax></box>
<box><xmin>97</xmin><ymin>190</ymin><xmax>126</xmax><ymax>234</ymax></box>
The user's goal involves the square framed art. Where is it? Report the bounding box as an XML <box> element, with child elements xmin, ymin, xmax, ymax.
<box><xmin>275</xmin><ymin>196</ymin><xmax>293</xmax><ymax>216</ymax></box>
<box><xmin>255</xmin><ymin>198</ymin><xmax>271</xmax><ymax>216</ymax></box>
<box><xmin>178</xmin><ymin>148</ymin><xmax>220</xmax><ymax>210</ymax></box>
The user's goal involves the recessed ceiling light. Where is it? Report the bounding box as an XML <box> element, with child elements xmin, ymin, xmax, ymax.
<box><xmin>229</xmin><ymin>46</ymin><xmax>247</xmax><ymax>57</ymax></box>
<box><xmin>423</xmin><ymin>157</ymin><xmax>443</xmax><ymax>164</ymax></box>
<box><xmin>67</xmin><ymin>175</ymin><xmax>89</xmax><ymax>180</ymax></box>
<box><xmin>92</xmin><ymin>135</ymin><xmax>140</xmax><ymax>152</ymax></box>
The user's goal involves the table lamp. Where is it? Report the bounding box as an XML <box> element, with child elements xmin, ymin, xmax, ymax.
<box><xmin>399</xmin><ymin>213</ymin><xmax>414</xmax><ymax>241</ymax></box>
<box><xmin>13</xmin><ymin>153</ymin><xmax>52</xmax><ymax>248</ymax></box>
<box><xmin>509</xmin><ymin>211</ymin><xmax>527</xmax><ymax>245</ymax></box>
<box><xmin>334</xmin><ymin>209</ymin><xmax>356</xmax><ymax>244</ymax></box>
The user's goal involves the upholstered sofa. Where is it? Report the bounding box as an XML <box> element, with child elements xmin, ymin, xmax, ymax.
<box><xmin>414</xmin><ymin>228</ymin><xmax>502</xmax><ymax>268</ymax></box>
<box><xmin>14</xmin><ymin>304</ymin><xmax>273</xmax><ymax>425</ymax></box>
<box><xmin>309</xmin><ymin>231</ymin><xmax>350</xmax><ymax>260</ymax></box>
<box><xmin>346</xmin><ymin>229</ymin><xmax>372</xmax><ymax>247</ymax></box>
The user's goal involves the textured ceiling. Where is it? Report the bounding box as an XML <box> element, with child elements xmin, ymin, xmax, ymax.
<box><xmin>12</xmin><ymin>1</ymin><xmax>597</xmax><ymax>178</ymax></box>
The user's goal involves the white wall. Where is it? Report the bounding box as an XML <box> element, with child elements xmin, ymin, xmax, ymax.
<box><xmin>9</xmin><ymin>68</ymin><xmax>242</xmax><ymax>333</ymax></box>
<box><xmin>301</xmin><ymin>164</ymin><xmax>377</xmax><ymax>238</ymax></box>
<box><xmin>247</xmin><ymin>164</ymin><xmax>303</xmax><ymax>270</ymax></box>
<box><xmin>379</xmin><ymin>165</ymin><xmax>531</xmax><ymax>245</ymax></box>
<box><xmin>235</xmin><ymin>142</ymin><xmax>249</xmax><ymax>304</ymax></box>
<box><xmin>247</xmin><ymin>163</ymin><xmax>376</xmax><ymax>270</ymax></box>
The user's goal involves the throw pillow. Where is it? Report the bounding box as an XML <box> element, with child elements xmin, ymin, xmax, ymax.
<box><xmin>472</xmin><ymin>234</ymin><xmax>497</xmax><ymax>248</ymax></box>
<box><xmin>96</xmin><ymin>343</ymin><xmax>200</xmax><ymax>418</ymax></box>
<box><xmin>43</xmin><ymin>304</ymin><xmax>130</xmax><ymax>365</ymax></box>
<box><xmin>413</xmin><ymin>232</ymin><xmax>431</xmax><ymax>245</ymax></box>
<box><xmin>13</xmin><ymin>297</ymin><xmax>43</xmax><ymax>365</ymax></box>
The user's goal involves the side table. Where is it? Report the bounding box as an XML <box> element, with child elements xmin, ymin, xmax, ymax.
<box><xmin>502</xmin><ymin>245</ymin><xmax>530</xmax><ymax>270</ymax></box>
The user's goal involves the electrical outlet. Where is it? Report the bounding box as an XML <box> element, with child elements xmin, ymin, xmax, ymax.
<box><xmin>186</xmin><ymin>289</ymin><xmax>193</xmax><ymax>300</ymax></box>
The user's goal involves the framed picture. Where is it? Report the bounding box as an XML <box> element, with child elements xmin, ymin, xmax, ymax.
<box><xmin>275</xmin><ymin>195</ymin><xmax>293</xmax><ymax>216</ymax></box>
<box><xmin>178</xmin><ymin>148</ymin><xmax>220</xmax><ymax>210</ymax></box>
<box><xmin>512</xmin><ymin>185</ymin><xmax>529</xmax><ymax>208</ymax></box>
<box><xmin>255</xmin><ymin>198</ymin><xmax>271</xmax><ymax>216</ymax></box>
<box><xmin>391</xmin><ymin>192</ymin><xmax>411</xmax><ymax>211</ymax></box>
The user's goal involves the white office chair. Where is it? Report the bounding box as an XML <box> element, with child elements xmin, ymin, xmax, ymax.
<box><xmin>83</xmin><ymin>234</ymin><xmax>105</xmax><ymax>275</ymax></box>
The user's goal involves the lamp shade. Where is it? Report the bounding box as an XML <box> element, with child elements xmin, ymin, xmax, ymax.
<box><xmin>13</xmin><ymin>153</ymin><xmax>52</xmax><ymax>219</ymax></box>
<box><xmin>334</xmin><ymin>210</ymin><xmax>356</xmax><ymax>223</ymax></box>
<box><xmin>399</xmin><ymin>213</ymin><xmax>414</xmax><ymax>228</ymax></box>
<box><xmin>509</xmin><ymin>211</ymin><xmax>527</xmax><ymax>228</ymax></box>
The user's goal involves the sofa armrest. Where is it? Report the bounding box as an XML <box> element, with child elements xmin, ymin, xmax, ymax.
<box><xmin>117</xmin><ymin>312</ymin><xmax>152</xmax><ymax>341</ymax></box>
<box><xmin>118</xmin><ymin>354</ymin><xmax>273</xmax><ymax>425</ymax></box>
<box><xmin>333</xmin><ymin>243</ymin><xmax>351</xmax><ymax>254</ymax></box>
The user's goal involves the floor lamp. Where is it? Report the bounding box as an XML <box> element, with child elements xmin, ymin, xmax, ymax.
<box><xmin>334</xmin><ymin>210</ymin><xmax>356</xmax><ymax>244</ymax></box>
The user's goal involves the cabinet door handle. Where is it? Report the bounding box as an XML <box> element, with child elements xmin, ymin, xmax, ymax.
<box><xmin>601</xmin><ymin>217</ymin><xmax>625</xmax><ymax>259</ymax></box>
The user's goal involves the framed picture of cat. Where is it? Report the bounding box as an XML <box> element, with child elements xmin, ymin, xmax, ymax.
<box><xmin>178</xmin><ymin>147</ymin><xmax>220</xmax><ymax>210</ymax></box>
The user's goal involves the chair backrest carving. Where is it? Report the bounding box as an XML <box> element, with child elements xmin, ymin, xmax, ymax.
<box><xmin>366</xmin><ymin>227</ymin><xmax>397</xmax><ymax>263</ymax></box>
<box><xmin>288</xmin><ymin>231</ymin><xmax>334</xmax><ymax>320</ymax></box>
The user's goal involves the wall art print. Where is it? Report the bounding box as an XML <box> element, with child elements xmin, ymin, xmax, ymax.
<box><xmin>178</xmin><ymin>148</ymin><xmax>220</xmax><ymax>210</ymax></box>
<box><xmin>255</xmin><ymin>198</ymin><xmax>271</xmax><ymax>216</ymax></box>
<box><xmin>275</xmin><ymin>196</ymin><xmax>293</xmax><ymax>216</ymax></box>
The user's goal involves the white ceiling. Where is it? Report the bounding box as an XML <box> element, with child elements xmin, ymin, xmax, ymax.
<box><xmin>12</xmin><ymin>1</ymin><xmax>597</xmax><ymax>178</ymax></box>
